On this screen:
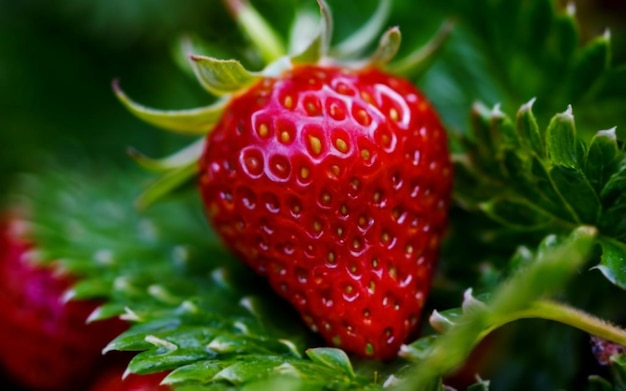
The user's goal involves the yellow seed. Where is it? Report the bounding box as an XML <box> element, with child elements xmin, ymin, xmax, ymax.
<box><xmin>389</xmin><ymin>108</ymin><xmax>399</xmax><ymax>121</ymax></box>
<box><xmin>335</xmin><ymin>138</ymin><xmax>348</xmax><ymax>153</ymax></box>
<box><xmin>381</xmin><ymin>232</ymin><xmax>390</xmax><ymax>243</ymax></box>
<box><xmin>280</xmin><ymin>130</ymin><xmax>291</xmax><ymax>143</ymax></box>
<box><xmin>373</xmin><ymin>191</ymin><xmax>382</xmax><ymax>203</ymax></box>
<box><xmin>405</xmin><ymin>244</ymin><xmax>414</xmax><ymax>254</ymax></box>
<box><xmin>368</xmin><ymin>281</ymin><xmax>375</xmax><ymax>293</ymax></box>
<box><xmin>337</xmin><ymin>227</ymin><xmax>344</xmax><ymax>236</ymax></box>
<box><xmin>389</xmin><ymin>267</ymin><xmax>397</xmax><ymax>279</ymax></box>
<box><xmin>313</xmin><ymin>220</ymin><xmax>322</xmax><ymax>232</ymax></box>
<box><xmin>357</xmin><ymin>110</ymin><xmax>371</xmax><ymax>125</ymax></box>
<box><xmin>361</xmin><ymin>149</ymin><xmax>371</xmax><ymax>160</ymax></box>
<box><xmin>340</xmin><ymin>204</ymin><xmax>348</xmax><ymax>215</ymax></box>
<box><xmin>300</xmin><ymin>167</ymin><xmax>310</xmax><ymax>180</ymax></box>
<box><xmin>283</xmin><ymin>96</ymin><xmax>293</xmax><ymax>109</ymax></box>
<box><xmin>308</xmin><ymin>136</ymin><xmax>322</xmax><ymax>155</ymax></box>
<box><xmin>258</xmin><ymin>123</ymin><xmax>270</xmax><ymax>138</ymax></box>
<box><xmin>331</xmin><ymin>165</ymin><xmax>340</xmax><ymax>176</ymax></box>
<box><xmin>328</xmin><ymin>251</ymin><xmax>336</xmax><ymax>263</ymax></box>
<box><xmin>360</xmin><ymin>91</ymin><xmax>373</xmax><ymax>103</ymax></box>
<box><xmin>352</xmin><ymin>238</ymin><xmax>362</xmax><ymax>249</ymax></box>
<box><xmin>321</xmin><ymin>192</ymin><xmax>331</xmax><ymax>204</ymax></box>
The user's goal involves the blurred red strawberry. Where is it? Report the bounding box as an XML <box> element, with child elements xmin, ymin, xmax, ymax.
<box><xmin>89</xmin><ymin>368</ymin><xmax>169</xmax><ymax>391</ymax></box>
<box><xmin>0</xmin><ymin>214</ymin><xmax>128</xmax><ymax>390</ymax></box>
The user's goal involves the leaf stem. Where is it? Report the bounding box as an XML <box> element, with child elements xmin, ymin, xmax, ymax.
<box><xmin>482</xmin><ymin>299</ymin><xmax>626</xmax><ymax>346</ymax></box>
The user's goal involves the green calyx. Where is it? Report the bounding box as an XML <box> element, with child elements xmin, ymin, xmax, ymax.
<box><xmin>114</xmin><ymin>0</ymin><xmax>453</xmax><ymax>209</ymax></box>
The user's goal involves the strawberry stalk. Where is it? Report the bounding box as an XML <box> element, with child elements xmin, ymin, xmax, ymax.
<box><xmin>480</xmin><ymin>300</ymin><xmax>626</xmax><ymax>347</ymax></box>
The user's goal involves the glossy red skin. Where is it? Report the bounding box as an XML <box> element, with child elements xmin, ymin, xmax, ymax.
<box><xmin>90</xmin><ymin>369</ymin><xmax>169</xmax><ymax>391</ymax></box>
<box><xmin>199</xmin><ymin>64</ymin><xmax>452</xmax><ymax>359</ymax></box>
<box><xmin>0</xmin><ymin>217</ymin><xmax>128</xmax><ymax>390</ymax></box>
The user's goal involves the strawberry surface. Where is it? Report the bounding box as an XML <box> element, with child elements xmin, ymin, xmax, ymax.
<box><xmin>198</xmin><ymin>64</ymin><xmax>452</xmax><ymax>359</ymax></box>
<box><xmin>0</xmin><ymin>216</ymin><xmax>128</xmax><ymax>390</ymax></box>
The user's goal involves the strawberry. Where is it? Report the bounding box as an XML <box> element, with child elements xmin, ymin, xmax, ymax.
<box><xmin>89</xmin><ymin>368</ymin><xmax>169</xmax><ymax>391</ymax></box>
<box><xmin>0</xmin><ymin>214</ymin><xmax>128</xmax><ymax>390</ymax></box>
<box><xmin>115</xmin><ymin>0</ymin><xmax>453</xmax><ymax>359</ymax></box>
<box><xmin>198</xmin><ymin>64</ymin><xmax>451</xmax><ymax>359</ymax></box>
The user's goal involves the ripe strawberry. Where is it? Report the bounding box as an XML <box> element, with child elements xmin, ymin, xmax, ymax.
<box><xmin>90</xmin><ymin>368</ymin><xmax>169</xmax><ymax>391</ymax></box>
<box><xmin>116</xmin><ymin>0</ymin><xmax>452</xmax><ymax>359</ymax></box>
<box><xmin>199</xmin><ymin>64</ymin><xmax>451</xmax><ymax>359</ymax></box>
<box><xmin>0</xmin><ymin>214</ymin><xmax>128</xmax><ymax>390</ymax></box>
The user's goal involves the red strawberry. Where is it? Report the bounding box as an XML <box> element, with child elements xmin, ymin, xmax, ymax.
<box><xmin>116</xmin><ymin>0</ymin><xmax>452</xmax><ymax>360</ymax></box>
<box><xmin>199</xmin><ymin>64</ymin><xmax>451</xmax><ymax>359</ymax></box>
<box><xmin>90</xmin><ymin>368</ymin><xmax>169</xmax><ymax>391</ymax></box>
<box><xmin>0</xmin><ymin>214</ymin><xmax>128</xmax><ymax>390</ymax></box>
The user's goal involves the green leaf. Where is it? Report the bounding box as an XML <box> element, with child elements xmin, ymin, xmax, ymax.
<box><xmin>189</xmin><ymin>56</ymin><xmax>260</xmax><ymax>96</ymax></box>
<box><xmin>135</xmin><ymin>161</ymin><xmax>198</xmax><ymax>210</ymax></box>
<box><xmin>568</xmin><ymin>30</ymin><xmax>612</xmax><ymax>101</ymax></box>
<box><xmin>594</xmin><ymin>238</ymin><xmax>626</xmax><ymax>290</ymax></box>
<box><xmin>164</xmin><ymin>361</ymin><xmax>230</xmax><ymax>385</ymax></box>
<box><xmin>224</xmin><ymin>0</ymin><xmax>285</xmax><ymax>64</ymax></box>
<box><xmin>549</xmin><ymin>164</ymin><xmax>601</xmax><ymax>224</ymax></box>
<box><xmin>330</xmin><ymin>0</ymin><xmax>392</xmax><ymax>58</ymax></box>
<box><xmin>515</xmin><ymin>98</ymin><xmax>544</xmax><ymax>157</ymax></box>
<box><xmin>66</xmin><ymin>278</ymin><xmax>111</xmax><ymax>301</ymax></box>
<box><xmin>304</xmin><ymin>348</ymin><xmax>355</xmax><ymax>379</ymax></box>
<box><xmin>398</xmin><ymin>335</ymin><xmax>437</xmax><ymax>361</ymax></box>
<box><xmin>290</xmin><ymin>31</ymin><xmax>323</xmax><ymax>65</ymax></box>
<box><xmin>479</xmin><ymin>198</ymin><xmax>554</xmax><ymax>230</ymax></box>
<box><xmin>288</xmin><ymin>7</ymin><xmax>320</xmax><ymax>57</ymax></box>
<box><xmin>212</xmin><ymin>357</ymin><xmax>290</xmax><ymax>384</ymax></box>
<box><xmin>585</xmin><ymin>128</ymin><xmax>621</xmax><ymax>194</ymax></box>
<box><xmin>386</xmin><ymin>20</ymin><xmax>454</xmax><ymax>80</ymax></box>
<box><xmin>545</xmin><ymin>106</ymin><xmax>578</xmax><ymax>168</ymax></box>
<box><xmin>113</xmin><ymin>80</ymin><xmax>226</xmax><ymax>135</ymax></box>
<box><xmin>128</xmin><ymin>139</ymin><xmax>205</xmax><ymax>173</ymax></box>
<box><xmin>368</xmin><ymin>27</ymin><xmax>402</xmax><ymax>67</ymax></box>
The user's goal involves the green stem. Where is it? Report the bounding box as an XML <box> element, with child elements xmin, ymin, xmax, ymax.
<box><xmin>482</xmin><ymin>299</ymin><xmax>626</xmax><ymax>346</ymax></box>
<box><xmin>223</xmin><ymin>0</ymin><xmax>285</xmax><ymax>64</ymax></box>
